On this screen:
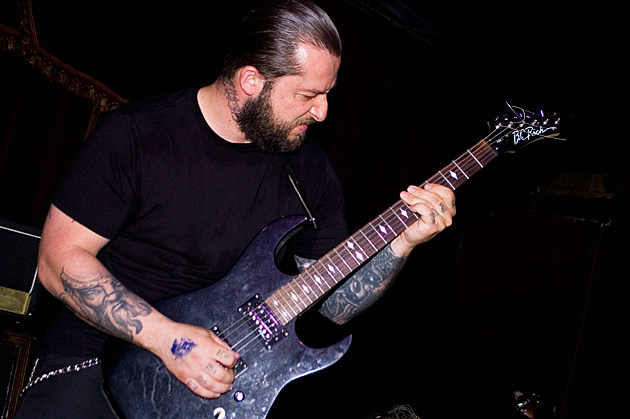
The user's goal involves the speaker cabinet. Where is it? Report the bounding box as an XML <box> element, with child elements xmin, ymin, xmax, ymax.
<box><xmin>0</xmin><ymin>219</ymin><xmax>41</xmax><ymax>317</ymax></box>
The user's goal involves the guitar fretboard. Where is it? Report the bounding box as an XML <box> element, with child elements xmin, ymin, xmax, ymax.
<box><xmin>266</xmin><ymin>139</ymin><xmax>498</xmax><ymax>324</ymax></box>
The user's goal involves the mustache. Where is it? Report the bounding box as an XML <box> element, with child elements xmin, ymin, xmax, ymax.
<box><xmin>296</xmin><ymin>116</ymin><xmax>317</xmax><ymax>126</ymax></box>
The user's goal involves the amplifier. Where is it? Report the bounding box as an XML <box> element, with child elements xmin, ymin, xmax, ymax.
<box><xmin>0</xmin><ymin>219</ymin><xmax>41</xmax><ymax>316</ymax></box>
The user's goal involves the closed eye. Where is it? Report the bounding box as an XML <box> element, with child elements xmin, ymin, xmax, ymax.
<box><xmin>298</xmin><ymin>93</ymin><xmax>317</xmax><ymax>101</ymax></box>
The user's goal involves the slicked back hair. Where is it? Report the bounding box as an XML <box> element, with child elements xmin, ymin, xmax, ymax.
<box><xmin>219</xmin><ymin>0</ymin><xmax>341</xmax><ymax>83</ymax></box>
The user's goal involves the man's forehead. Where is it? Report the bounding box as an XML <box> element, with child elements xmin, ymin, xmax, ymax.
<box><xmin>277</xmin><ymin>72</ymin><xmax>338</xmax><ymax>94</ymax></box>
<box><xmin>282</xmin><ymin>44</ymin><xmax>340</xmax><ymax>90</ymax></box>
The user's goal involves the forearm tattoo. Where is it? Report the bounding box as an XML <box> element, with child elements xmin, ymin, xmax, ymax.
<box><xmin>58</xmin><ymin>268</ymin><xmax>153</xmax><ymax>341</ymax></box>
<box><xmin>295</xmin><ymin>243</ymin><xmax>408</xmax><ymax>325</ymax></box>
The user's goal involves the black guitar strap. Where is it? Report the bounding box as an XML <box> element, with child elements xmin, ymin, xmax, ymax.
<box><xmin>283</xmin><ymin>155</ymin><xmax>317</xmax><ymax>230</ymax></box>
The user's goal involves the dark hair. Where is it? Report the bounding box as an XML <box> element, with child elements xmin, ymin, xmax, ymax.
<box><xmin>220</xmin><ymin>0</ymin><xmax>341</xmax><ymax>82</ymax></box>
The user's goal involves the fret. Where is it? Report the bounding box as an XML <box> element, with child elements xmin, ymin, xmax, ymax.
<box><xmin>269</xmin><ymin>293</ymin><xmax>293</xmax><ymax>324</ymax></box>
<box><xmin>310</xmin><ymin>267</ymin><xmax>333</xmax><ymax>293</ymax></box>
<box><xmin>452</xmin><ymin>160</ymin><xmax>469</xmax><ymax>179</ymax></box>
<box><xmin>387</xmin><ymin>206</ymin><xmax>409</xmax><ymax>231</ymax></box>
<box><xmin>443</xmin><ymin>163</ymin><xmax>467</xmax><ymax>189</ymax></box>
<box><xmin>344</xmin><ymin>238</ymin><xmax>368</xmax><ymax>265</ymax></box>
<box><xmin>271</xmin><ymin>287</ymin><xmax>290</xmax><ymax>315</ymax></box>
<box><xmin>267</xmin><ymin>296</ymin><xmax>284</xmax><ymax>322</ymax></box>
<box><xmin>295</xmin><ymin>276</ymin><xmax>315</xmax><ymax>304</ymax></box>
<box><xmin>314</xmin><ymin>255</ymin><xmax>339</xmax><ymax>286</ymax></box>
<box><xmin>357</xmin><ymin>228</ymin><xmax>378</xmax><ymax>252</ymax></box>
<box><xmin>332</xmin><ymin>247</ymin><xmax>354</xmax><ymax>274</ymax></box>
<box><xmin>289</xmin><ymin>282</ymin><xmax>308</xmax><ymax>310</ymax></box>
<box><xmin>473</xmin><ymin>140</ymin><xmax>498</xmax><ymax>165</ymax></box>
<box><xmin>365</xmin><ymin>221</ymin><xmax>388</xmax><ymax>246</ymax></box>
<box><xmin>437</xmin><ymin>169</ymin><xmax>455</xmax><ymax>190</ymax></box>
<box><xmin>376</xmin><ymin>214</ymin><xmax>395</xmax><ymax>239</ymax></box>
<box><xmin>467</xmin><ymin>148</ymin><xmax>483</xmax><ymax>168</ymax></box>
<box><xmin>307</xmin><ymin>269</ymin><xmax>328</xmax><ymax>296</ymax></box>
<box><xmin>303</xmin><ymin>269</ymin><xmax>325</xmax><ymax>295</ymax></box>
<box><xmin>272</xmin><ymin>304</ymin><xmax>291</xmax><ymax>324</ymax></box>
<box><xmin>278</xmin><ymin>284</ymin><xmax>301</xmax><ymax>316</ymax></box>
<box><xmin>324</xmin><ymin>257</ymin><xmax>341</xmax><ymax>280</ymax></box>
<box><xmin>287</xmin><ymin>282</ymin><xmax>309</xmax><ymax>310</ymax></box>
<box><xmin>314</xmin><ymin>270</ymin><xmax>329</xmax><ymax>290</ymax></box>
<box><xmin>397</xmin><ymin>200</ymin><xmax>420</xmax><ymax>221</ymax></box>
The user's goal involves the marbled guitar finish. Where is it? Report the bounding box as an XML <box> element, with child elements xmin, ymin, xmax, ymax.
<box><xmin>103</xmin><ymin>107</ymin><xmax>561</xmax><ymax>418</ymax></box>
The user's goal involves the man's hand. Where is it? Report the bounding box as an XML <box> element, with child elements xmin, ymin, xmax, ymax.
<box><xmin>154</xmin><ymin>322</ymin><xmax>240</xmax><ymax>399</ymax></box>
<box><xmin>391</xmin><ymin>183</ymin><xmax>456</xmax><ymax>257</ymax></box>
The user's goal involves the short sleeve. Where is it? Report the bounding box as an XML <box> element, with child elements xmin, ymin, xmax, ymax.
<box><xmin>52</xmin><ymin>111</ymin><xmax>139</xmax><ymax>239</ymax></box>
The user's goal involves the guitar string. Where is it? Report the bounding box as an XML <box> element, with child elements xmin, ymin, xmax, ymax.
<box><xmin>212</xmin><ymin>120</ymin><xmax>544</xmax><ymax>356</ymax></box>
<box><xmin>216</xmin><ymin>127</ymin><xmax>512</xmax><ymax>355</ymax></box>
<box><xmin>214</xmin><ymin>124</ymin><xmax>515</xmax><ymax>355</ymax></box>
<box><xmin>213</xmin><ymin>195</ymin><xmax>447</xmax><ymax>356</ymax></box>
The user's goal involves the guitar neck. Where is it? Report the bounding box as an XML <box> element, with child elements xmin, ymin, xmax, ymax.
<box><xmin>266</xmin><ymin>139</ymin><xmax>498</xmax><ymax>324</ymax></box>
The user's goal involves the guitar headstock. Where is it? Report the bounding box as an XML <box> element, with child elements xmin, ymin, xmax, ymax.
<box><xmin>488</xmin><ymin>104</ymin><xmax>564</xmax><ymax>154</ymax></box>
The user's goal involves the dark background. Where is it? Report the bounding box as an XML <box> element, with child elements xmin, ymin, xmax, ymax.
<box><xmin>1</xmin><ymin>0</ymin><xmax>625</xmax><ymax>418</ymax></box>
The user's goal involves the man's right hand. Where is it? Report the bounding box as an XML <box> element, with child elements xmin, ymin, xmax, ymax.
<box><xmin>154</xmin><ymin>322</ymin><xmax>240</xmax><ymax>399</ymax></box>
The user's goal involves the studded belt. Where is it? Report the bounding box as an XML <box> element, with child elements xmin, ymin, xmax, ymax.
<box><xmin>21</xmin><ymin>357</ymin><xmax>101</xmax><ymax>395</ymax></box>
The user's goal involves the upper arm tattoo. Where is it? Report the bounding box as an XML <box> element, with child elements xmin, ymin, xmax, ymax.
<box><xmin>58</xmin><ymin>268</ymin><xmax>152</xmax><ymax>342</ymax></box>
<box><xmin>296</xmin><ymin>244</ymin><xmax>408</xmax><ymax>325</ymax></box>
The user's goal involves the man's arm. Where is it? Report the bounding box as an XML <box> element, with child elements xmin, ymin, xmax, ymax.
<box><xmin>296</xmin><ymin>242</ymin><xmax>406</xmax><ymax>324</ymax></box>
<box><xmin>297</xmin><ymin>183</ymin><xmax>455</xmax><ymax>325</ymax></box>
<box><xmin>38</xmin><ymin>204</ymin><xmax>239</xmax><ymax>399</ymax></box>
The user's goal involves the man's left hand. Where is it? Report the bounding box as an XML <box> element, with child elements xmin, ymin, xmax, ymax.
<box><xmin>391</xmin><ymin>183</ymin><xmax>456</xmax><ymax>257</ymax></box>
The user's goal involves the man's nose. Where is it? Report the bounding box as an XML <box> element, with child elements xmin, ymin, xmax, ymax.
<box><xmin>309</xmin><ymin>94</ymin><xmax>328</xmax><ymax>122</ymax></box>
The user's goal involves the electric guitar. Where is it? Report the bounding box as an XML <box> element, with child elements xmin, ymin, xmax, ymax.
<box><xmin>103</xmin><ymin>106</ymin><xmax>562</xmax><ymax>418</ymax></box>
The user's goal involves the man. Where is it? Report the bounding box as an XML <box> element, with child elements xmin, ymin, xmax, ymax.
<box><xmin>16</xmin><ymin>1</ymin><xmax>455</xmax><ymax>417</ymax></box>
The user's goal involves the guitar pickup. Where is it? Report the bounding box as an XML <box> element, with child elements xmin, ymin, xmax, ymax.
<box><xmin>238</xmin><ymin>295</ymin><xmax>288</xmax><ymax>350</ymax></box>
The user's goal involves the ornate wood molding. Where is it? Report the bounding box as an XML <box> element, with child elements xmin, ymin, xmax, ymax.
<box><xmin>0</xmin><ymin>0</ymin><xmax>128</xmax><ymax>125</ymax></box>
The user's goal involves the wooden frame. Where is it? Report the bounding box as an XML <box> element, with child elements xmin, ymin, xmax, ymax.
<box><xmin>0</xmin><ymin>0</ymin><xmax>128</xmax><ymax>135</ymax></box>
<box><xmin>0</xmin><ymin>329</ymin><xmax>32</xmax><ymax>419</ymax></box>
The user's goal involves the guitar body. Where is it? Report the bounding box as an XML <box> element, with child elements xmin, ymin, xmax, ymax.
<box><xmin>103</xmin><ymin>215</ymin><xmax>352</xmax><ymax>419</ymax></box>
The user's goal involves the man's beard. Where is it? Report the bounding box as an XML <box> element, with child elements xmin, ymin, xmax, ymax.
<box><xmin>235</xmin><ymin>84</ymin><xmax>314</xmax><ymax>153</ymax></box>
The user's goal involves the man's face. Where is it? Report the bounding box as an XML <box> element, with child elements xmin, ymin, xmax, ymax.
<box><xmin>236</xmin><ymin>44</ymin><xmax>341</xmax><ymax>153</ymax></box>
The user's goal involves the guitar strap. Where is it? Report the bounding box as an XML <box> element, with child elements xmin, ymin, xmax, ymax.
<box><xmin>283</xmin><ymin>155</ymin><xmax>317</xmax><ymax>230</ymax></box>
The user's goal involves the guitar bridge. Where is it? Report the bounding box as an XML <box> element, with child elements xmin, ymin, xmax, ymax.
<box><xmin>238</xmin><ymin>295</ymin><xmax>288</xmax><ymax>350</ymax></box>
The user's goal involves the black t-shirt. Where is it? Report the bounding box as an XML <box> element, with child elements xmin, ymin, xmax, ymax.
<box><xmin>40</xmin><ymin>88</ymin><xmax>348</xmax><ymax>357</ymax></box>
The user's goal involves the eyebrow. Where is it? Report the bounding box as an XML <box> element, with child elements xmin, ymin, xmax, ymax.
<box><xmin>300</xmin><ymin>82</ymin><xmax>338</xmax><ymax>95</ymax></box>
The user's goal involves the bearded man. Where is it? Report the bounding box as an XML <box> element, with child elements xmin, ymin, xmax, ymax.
<box><xmin>16</xmin><ymin>1</ymin><xmax>454</xmax><ymax>417</ymax></box>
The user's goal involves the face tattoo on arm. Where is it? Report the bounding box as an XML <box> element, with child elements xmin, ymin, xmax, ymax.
<box><xmin>59</xmin><ymin>268</ymin><xmax>153</xmax><ymax>341</ymax></box>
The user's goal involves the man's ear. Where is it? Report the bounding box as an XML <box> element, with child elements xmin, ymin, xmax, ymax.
<box><xmin>237</xmin><ymin>66</ymin><xmax>264</xmax><ymax>96</ymax></box>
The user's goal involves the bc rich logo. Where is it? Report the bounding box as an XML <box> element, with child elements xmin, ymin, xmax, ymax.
<box><xmin>512</xmin><ymin>126</ymin><xmax>557</xmax><ymax>145</ymax></box>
